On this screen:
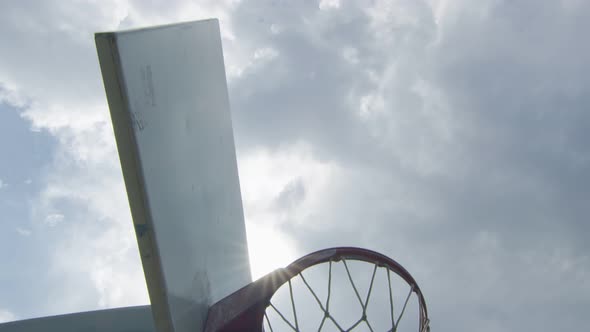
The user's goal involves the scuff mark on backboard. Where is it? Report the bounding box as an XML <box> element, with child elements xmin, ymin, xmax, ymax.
<box><xmin>141</xmin><ymin>64</ymin><xmax>156</xmax><ymax>107</ymax></box>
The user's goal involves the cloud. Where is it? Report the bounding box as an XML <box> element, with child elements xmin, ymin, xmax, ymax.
<box><xmin>319</xmin><ymin>0</ymin><xmax>341</xmax><ymax>11</ymax></box>
<box><xmin>15</xmin><ymin>227</ymin><xmax>32</xmax><ymax>237</ymax></box>
<box><xmin>227</xmin><ymin>0</ymin><xmax>590</xmax><ymax>330</ymax></box>
<box><xmin>1</xmin><ymin>0</ymin><xmax>589</xmax><ymax>330</ymax></box>
<box><xmin>43</xmin><ymin>213</ymin><xmax>64</xmax><ymax>227</ymax></box>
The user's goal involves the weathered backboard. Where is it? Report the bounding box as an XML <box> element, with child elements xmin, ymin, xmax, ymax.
<box><xmin>95</xmin><ymin>20</ymin><xmax>251</xmax><ymax>332</ymax></box>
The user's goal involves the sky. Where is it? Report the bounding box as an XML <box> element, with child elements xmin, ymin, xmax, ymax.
<box><xmin>1</xmin><ymin>0</ymin><xmax>589</xmax><ymax>330</ymax></box>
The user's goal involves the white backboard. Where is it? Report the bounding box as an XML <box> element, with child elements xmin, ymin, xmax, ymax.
<box><xmin>95</xmin><ymin>19</ymin><xmax>251</xmax><ymax>332</ymax></box>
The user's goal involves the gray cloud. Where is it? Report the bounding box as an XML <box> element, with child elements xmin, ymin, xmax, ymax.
<box><xmin>0</xmin><ymin>0</ymin><xmax>589</xmax><ymax>331</ymax></box>
<box><xmin>227</xmin><ymin>0</ymin><xmax>590</xmax><ymax>330</ymax></box>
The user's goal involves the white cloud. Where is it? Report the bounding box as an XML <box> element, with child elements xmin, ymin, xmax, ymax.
<box><xmin>238</xmin><ymin>144</ymin><xmax>338</xmax><ymax>227</ymax></box>
<box><xmin>16</xmin><ymin>227</ymin><xmax>32</xmax><ymax>237</ymax></box>
<box><xmin>44</xmin><ymin>213</ymin><xmax>64</xmax><ymax>227</ymax></box>
<box><xmin>341</xmin><ymin>46</ymin><xmax>359</xmax><ymax>65</ymax></box>
<box><xmin>1</xmin><ymin>0</ymin><xmax>590</xmax><ymax>330</ymax></box>
<box><xmin>270</xmin><ymin>23</ymin><xmax>282</xmax><ymax>35</ymax></box>
<box><xmin>253</xmin><ymin>47</ymin><xmax>278</xmax><ymax>61</ymax></box>
<box><xmin>319</xmin><ymin>0</ymin><xmax>341</xmax><ymax>10</ymax></box>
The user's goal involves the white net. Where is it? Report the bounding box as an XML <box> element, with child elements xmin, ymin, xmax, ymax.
<box><xmin>263</xmin><ymin>258</ymin><xmax>429</xmax><ymax>332</ymax></box>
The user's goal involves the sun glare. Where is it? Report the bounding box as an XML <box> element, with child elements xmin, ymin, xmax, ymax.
<box><xmin>246</xmin><ymin>223</ymin><xmax>298</xmax><ymax>280</ymax></box>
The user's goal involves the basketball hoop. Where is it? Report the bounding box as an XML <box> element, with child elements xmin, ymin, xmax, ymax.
<box><xmin>205</xmin><ymin>247</ymin><xmax>430</xmax><ymax>332</ymax></box>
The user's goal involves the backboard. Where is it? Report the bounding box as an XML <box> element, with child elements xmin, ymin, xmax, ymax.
<box><xmin>95</xmin><ymin>20</ymin><xmax>251</xmax><ymax>332</ymax></box>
